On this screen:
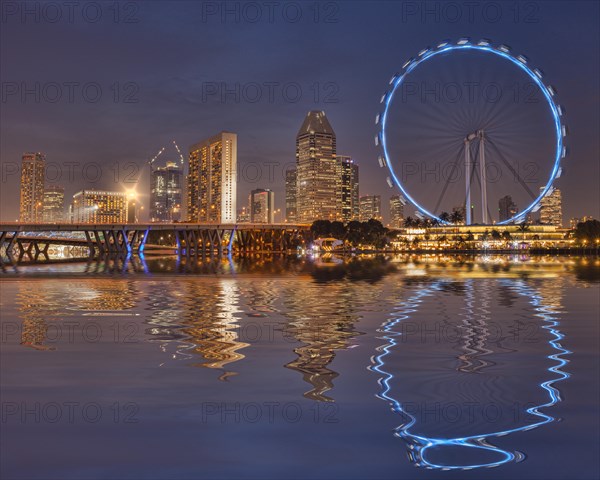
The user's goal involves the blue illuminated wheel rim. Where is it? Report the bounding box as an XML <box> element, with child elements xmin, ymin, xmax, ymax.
<box><xmin>376</xmin><ymin>39</ymin><xmax>566</xmax><ymax>225</ymax></box>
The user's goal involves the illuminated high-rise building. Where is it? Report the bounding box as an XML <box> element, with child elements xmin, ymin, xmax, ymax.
<box><xmin>295</xmin><ymin>111</ymin><xmax>340</xmax><ymax>222</ymax></box>
<box><xmin>339</xmin><ymin>155</ymin><xmax>359</xmax><ymax>222</ymax></box>
<box><xmin>389</xmin><ymin>195</ymin><xmax>404</xmax><ymax>228</ymax></box>
<box><xmin>498</xmin><ymin>195</ymin><xmax>518</xmax><ymax>222</ymax></box>
<box><xmin>285</xmin><ymin>168</ymin><xmax>297</xmax><ymax>222</ymax></box>
<box><xmin>187</xmin><ymin>131</ymin><xmax>237</xmax><ymax>223</ymax></box>
<box><xmin>539</xmin><ymin>187</ymin><xmax>563</xmax><ymax>226</ymax></box>
<box><xmin>42</xmin><ymin>185</ymin><xmax>64</xmax><ymax>223</ymax></box>
<box><xmin>19</xmin><ymin>152</ymin><xmax>45</xmax><ymax>222</ymax></box>
<box><xmin>359</xmin><ymin>195</ymin><xmax>381</xmax><ymax>222</ymax></box>
<box><xmin>72</xmin><ymin>190</ymin><xmax>128</xmax><ymax>224</ymax></box>
<box><xmin>250</xmin><ymin>188</ymin><xmax>275</xmax><ymax>223</ymax></box>
<box><xmin>150</xmin><ymin>161</ymin><xmax>183</xmax><ymax>222</ymax></box>
<box><xmin>237</xmin><ymin>205</ymin><xmax>251</xmax><ymax>223</ymax></box>
<box><xmin>570</xmin><ymin>216</ymin><xmax>594</xmax><ymax>229</ymax></box>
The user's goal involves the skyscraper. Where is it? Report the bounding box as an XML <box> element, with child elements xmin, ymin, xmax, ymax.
<box><xmin>498</xmin><ymin>195</ymin><xmax>518</xmax><ymax>222</ymax></box>
<box><xmin>250</xmin><ymin>189</ymin><xmax>275</xmax><ymax>223</ymax></box>
<box><xmin>339</xmin><ymin>155</ymin><xmax>359</xmax><ymax>222</ymax></box>
<box><xmin>359</xmin><ymin>195</ymin><xmax>382</xmax><ymax>222</ymax></box>
<box><xmin>539</xmin><ymin>187</ymin><xmax>563</xmax><ymax>226</ymax></box>
<box><xmin>285</xmin><ymin>168</ymin><xmax>297</xmax><ymax>222</ymax></box>
<box><xmin>295</xmin><ymin>111</ymin><xmax>339</xmax><ymax>222</ymax></box>
<box><xmin>187</xmin><ymin>131</ymin><xmax>237</xmax><ymax>223</ymax></box>
<box><xmin>150</xmin><ymin>161</ymin><xmax>183</xmax><ymax>222</ymax></box>
<box><xmin>72</xmin><ymin>190</ymin><xmax>128</xmax><ymax>224</ymax></box>
<box><xmin>389</xmin><ymin>195</ymin><xmax>404</xmax><ymax>228</ymax></box>
<box><xmin>42</xmin><ymin>185</ymin><xmax>64</xmax><ymax>223</ymax></box>
<box><xmin>19</xmin><ymin>152</ymin><xmax>45</xmax><ymax>222</ymax></box>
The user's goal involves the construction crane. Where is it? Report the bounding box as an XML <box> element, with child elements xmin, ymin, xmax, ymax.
<box><xmin>147</xmin><ymin>141</ymin><xmax>185</xmax><ymax>172</ymax></box>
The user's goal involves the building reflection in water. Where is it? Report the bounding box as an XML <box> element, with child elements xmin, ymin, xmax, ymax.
<box><xmin>143</xmin><ymin>280</ymin><xmax>249</xmax><ymax>381</ymax></box>
<box><xmin>16</xmin><ymin>280</ymin><xmax>138</xmax><ymax>350</ymax></box>
<box><xmin>371</xmin><ymin>277</ymin><xmax>571</xmax><ymax>470</ymax></box>
<box><xmin>17</xmin><ymin>282</ymin><xmax>60</xmax><ymax>351</ymax></box>
<box><xmin>279</xmin><ymin>280</ymin><xmax>372</xmax><ymax>402</ymax></box>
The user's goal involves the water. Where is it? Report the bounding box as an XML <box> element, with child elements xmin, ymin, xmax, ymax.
<box><xmin>1</xmin><ymin>255</ymin><xmax>599</xmax><ymax>479</ymax></box>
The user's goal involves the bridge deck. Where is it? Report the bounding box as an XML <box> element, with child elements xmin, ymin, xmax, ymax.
<box><xmin>0</xmin><ymin>223</ymin><xmax>310</xmax><ymax>233</ymax></box>
<box><xmin>0</xmin><ymin>223</ymin><xmax>312</xmax><ymax>263</ymax></box>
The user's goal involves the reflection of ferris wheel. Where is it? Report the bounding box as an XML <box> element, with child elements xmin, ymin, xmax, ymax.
<box><xmin>376</xmin><ymin>39</ymin><xmax>566</xmax><ymax>225</ymax></box>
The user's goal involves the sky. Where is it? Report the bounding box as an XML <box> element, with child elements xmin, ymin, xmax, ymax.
<box><xmin>1</xmin><ymin>0</ymin><xmax>599</xmax><ymax>223</ymax></box>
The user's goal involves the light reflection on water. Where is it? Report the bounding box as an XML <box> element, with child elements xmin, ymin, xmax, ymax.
<box><xmin>370</xmin><ymin>277</ymin><xmax>571</xmax><ymax>470</ymax></box>
<box><xmin>1</xmin><ymin>255</ymin><xmax>598</xmax><ymax>479</ymax></box>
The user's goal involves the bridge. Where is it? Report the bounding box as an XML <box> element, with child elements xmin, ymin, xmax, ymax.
<box><xmin>0</xmin><ymin>223</ymin><xmax>312</xmax><ymax>263</ymax></box>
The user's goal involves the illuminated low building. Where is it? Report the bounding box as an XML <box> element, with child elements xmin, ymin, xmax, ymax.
<box><xmin>71</xmin><ymin>190</ymin><xmax>128</xmax><ymax>224</ymax></box>
<box><xmin>391</xmin><ymin>224</ymin><xmax>573</xmax><ymax>250</ymax></box>
<box><xmin>250</xmin><ymin>188</ymin><xmax>275</xmax><ymax>223</ymax></box>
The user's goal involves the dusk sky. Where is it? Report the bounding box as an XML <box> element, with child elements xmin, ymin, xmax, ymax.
<box><xmin>1</xmin><ymin>0</ymin><xmax>598</xmax><ymax>222</ymax></box>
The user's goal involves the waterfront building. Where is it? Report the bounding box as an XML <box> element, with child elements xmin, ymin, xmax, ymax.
<box><xmin>250</xmin><ymin>188</ymin><xmax>275</xmax><ymax>223</ymax></box>
<box><xmin>150</xmin><ymin>161</ymin><xmax>183</xmax><ymax>222</ymax></box>
<box><xmin>498</xmin><ymin>195</ymin><xmax>518</xmax><ymax>222</ymax></box>
<box><xmin>539</xmin><ymin>187</ymin><xmax>563</xmax><ymax>227</ymax></box>
<box><xmin>72</xmin><ymin>190</ymin><xmax>128</xmax><ymax>224</ymax></box>
<box><xmin>359</xmin><ymin>195</ymin><xmax>382</xmax><ymax>222</ymax></box>
<box><xmin>295</xmin><ymin>111</ymin><xmax>340</xmax><ymax>222</ymax></box>
<box><xmin>187</xmin><ymin>131</ymin><xmax>237</xmax><ymax>223</ymax></box>
<box><xmin>570</xmin><ymin>216</ymin><xmax>594</xmax><ymax>229</ymax></box>
<box><xmin>285</xmin><ymin>168</ymin><xmax>297</xmax><ymax>222</ymax></box>
<box><xmin>42</xmin><ymin>185</ymin><xmax>64</xmax><ymax>223</ymax></box>
<box><xmin>393</xmin><ymin>224</ymin><xmax>572</xmax><ymax>250</ymax></box>
<box><xmin>339</xmin><ymin>155</ymin><xmax>359</xmax><ymax>222</ymax></box>
<box><xmin>389</xmin><ymin>195</ymin><xmax>404</xmax><ymax>228</ymax></box>
<box><xmin>19</xmin><ymin>152</ymin><xmax>45</xmax><ymax>222</ymax></box>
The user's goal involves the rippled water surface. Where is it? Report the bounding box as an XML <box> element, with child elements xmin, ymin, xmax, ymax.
<box><xmin>1</xmin><ymin>256</ymin><xmax>599</xmax><ymax>479</ymax></box>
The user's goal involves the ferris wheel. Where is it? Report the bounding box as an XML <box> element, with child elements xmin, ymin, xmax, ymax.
<box><xmin>376</xmin><ymin>39</ymin><xmax>566</xmax><ymax>225</ymax></box>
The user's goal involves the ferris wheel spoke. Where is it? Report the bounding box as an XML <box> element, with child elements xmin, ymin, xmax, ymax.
<box><xmin>471</xmin><ymin>152</ymin><xmax>494</xmax><ymax>222</ymax></box>
<box><xmin>433</xmin><ymin>147</ymin><xmax>464</xmax><ymax>215</ymax></box>
<box><xmin>486</xmin><ymin>138</ymin><xmax>537</xmax><ymax>201</ymax></box>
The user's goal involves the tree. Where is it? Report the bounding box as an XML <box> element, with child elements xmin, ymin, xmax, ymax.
<box><xmin>574</xmin><ymin>219</ymin><xmax>600</xmax><ymax>244</ymax></box>
<box><xmin>502</xmin><ymin>231</ymin><xmax>512</xmax><ymax>243</ymax></box>
<box><xmin>404</xmin><ymin>216</ymin><xmax>416</xmax><ymax>228</ymax></box>
<box><xmin>450</xmin><ymin>210</ymin><xmax>464</xmax><ymax>225</ymax></box>
<box><xmin>491</xmin><ymin>229</ymin><xmax>501</xmax><ymax>241</ymax></box>
<box><xmin>346</xmin><ymin>221</ymin><xmax>363</xmax><ymax>247</ymax></box>
<box><xmin>365</xmin><ymin>219</ymin><xmax>387</xmax><ymax>248</ymax></box>
<box><xmin>310</xmin><ymin>220</ymin><xmax>332</xmax><ymax>238</ymax></box>
<box><xmin>330</xmin><ymin>221</ymin><xmax>346</xmax><ymax>240</ymax></box>
<box><xmin>439</xmin><ymin>211</ymin><xmax>450</xmax><ymax>224</ymax></box>
<box><xmin>516</xmin><ymin>222</ymin><xmax>530</xmax><ymax>241</ymax></box>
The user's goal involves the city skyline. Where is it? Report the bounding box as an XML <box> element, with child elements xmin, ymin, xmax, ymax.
<box><xmin>7</xmin><ymin>135</ymin><xmax>581</xmax><ymax>228</ymax></box>
<box><xmin>2</xmin><ymin>3</ymin><xmax>597</xmax><ymax>224</ymax></box>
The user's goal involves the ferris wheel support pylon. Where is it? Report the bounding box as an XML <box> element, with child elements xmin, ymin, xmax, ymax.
<box><xmin>464</xmin><ymin>135</ymin><xmax>472</xmax><ymax>225</ymax></box>
<box><xmin>479</xmin><ymin>131</ymin><xmax>488</xmax><ymax>225</ymax></box>
<box><xmin>464</xmin><ymin>130</ymin><xmax>487</xmax><ymax>225</ymax></box>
